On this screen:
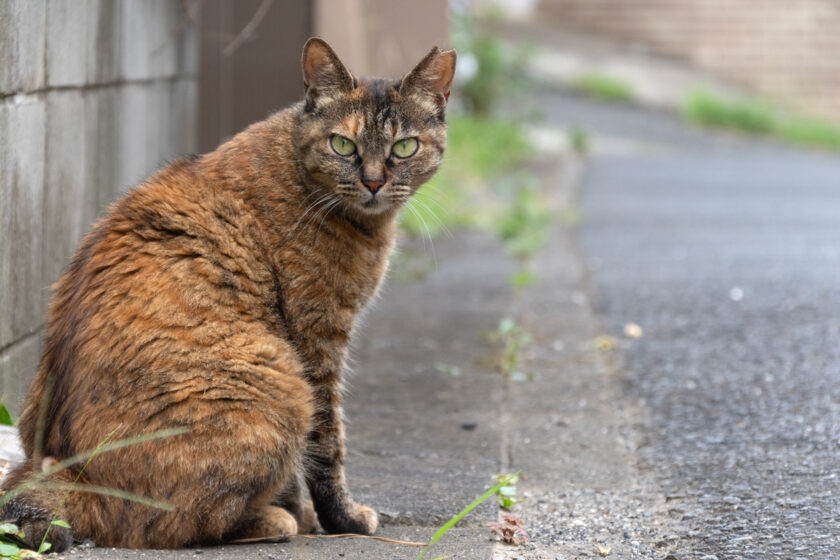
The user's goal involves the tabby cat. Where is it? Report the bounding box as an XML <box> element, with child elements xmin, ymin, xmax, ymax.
<box><xmin>1</xmin><ymin>38</ymin><xmax>456</xmax><ymax>551</ymax></box>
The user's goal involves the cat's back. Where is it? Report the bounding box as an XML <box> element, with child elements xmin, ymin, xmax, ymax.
<box><xmin>18</xmin><ymin>153</ymin><xmax>284</xmax><ymax>453</ymax></box>
<box><xmin>57</xmin><ymin>155</ymin><xmax>268</xmax><ymax>322</ymax></box>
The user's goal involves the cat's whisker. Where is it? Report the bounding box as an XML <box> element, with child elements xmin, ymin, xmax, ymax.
<box><xmin>300</xmin><ymin>193</ymin><xmax>343</xmax><ymax>242</ymax></box>
<box><xmin>411</xmin><ymin>196</ymin><xmax>452</xmax><ymax>239</ymax></box>
<box><xmin>314</xmin><ymin>198</ymin><xmax>343</xmax><ymax>241</ymax></box>
<box><xmin>413</xmin><ymin>188</ymin><xmax>450</xmax><ymax>216</ymax></box>
<box><xmin>403</xmin><ymin>199</ymin><xmax>438</xmax><ymax>268</ymax></box>
<box><xmin>287</xmin><ymin>192</ymin><xmax>335</xmax><ymax>242</ymax></box>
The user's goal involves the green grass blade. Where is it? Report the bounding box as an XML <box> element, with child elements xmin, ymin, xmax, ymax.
<box><xmin>0</xmin><ymin>427</ymin><xmax>188</xmax><ymax>507</ymax></box>
<box><xmin>44</xmin><ymin>427</ymin><xmax>189</xmax><ymax>478</ymax></box>
<box><xmin>0</xmin><ymin>403</ymin><xmax>14</xmax><ymax>426</ymax></box>
<box><xmin>415</xmin><ymin>473</ymin><xmax>518</xmax><ymax>560</ymax></box>
<box><xmin>38</xmin><ymin>481</ymin><xmax>175</xmax><ymax>511</ymax></box>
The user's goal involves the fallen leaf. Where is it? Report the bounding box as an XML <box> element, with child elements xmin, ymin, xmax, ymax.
<box><xmin>595</xmin><ymin>543</ymin><xmax>612</xmax><ymax>556</ymax></box>
<box><xmin>623</xmin><ymin>322</ymin><xmax>643</xmax><ymax>339</ymax></box>
<box><xmin>592</xmin><ymin>335</ymin><xmax>617</xmax><ymax>351</ymax></box>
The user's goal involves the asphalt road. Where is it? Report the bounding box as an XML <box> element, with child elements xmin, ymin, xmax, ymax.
<box><xmin>546</xmin><ymin>93</ymin><xmax>840</xmax><ymax>559</ymax></box>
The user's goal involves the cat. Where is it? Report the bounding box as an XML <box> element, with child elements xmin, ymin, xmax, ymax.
<box><xmin>0</xmin><ymin>38</ymin><xmax>456</xmax><ymax>551</ymax></box>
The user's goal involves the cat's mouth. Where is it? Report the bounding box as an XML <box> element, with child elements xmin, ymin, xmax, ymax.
<box><xmin>349</xmin><ymin>188</ymin><xmax>396</xmax><ymax>215</ymax></box>
<box><xmin>357</xmin><ymin>194</ymin><xmax>391</xmax><ymax>214</ymax></box>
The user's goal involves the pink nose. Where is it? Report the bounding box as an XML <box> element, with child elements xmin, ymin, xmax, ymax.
<box><xmin>363</xmin><ymin>179</ymin><xmax>384</xmax><ymax>193</ymax></box>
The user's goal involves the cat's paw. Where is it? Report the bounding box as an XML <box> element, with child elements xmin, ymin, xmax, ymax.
<box><xmin>319</xmin><ymin>501</ymin><xmax>378</xmax><ymax>535</ymax></box>
<box><xmin>349</xmin><ymin>504</ymin><xmax>378</xmax><ymax>535</ymax></box>
<box><xmin>2</xmin><ymin>496</ymin><xmax>73</xmax><ymax>553</ymax></box>
<box><xmin>233</xmin><ymin>506</ymin><xmax>298</xmax><ymax>542</ymax></box>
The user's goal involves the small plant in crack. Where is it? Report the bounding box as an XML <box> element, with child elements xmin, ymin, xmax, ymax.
<box><xmin>485</xmin><ymin>318</ymin><xmax>534</xmax><ymax>381</ymax></box>
<box><xmin>488</xmin><ymin>513</ymin><xmax>529</xmax><ymax>546</ymax></box>
<box><xmin>415</xmin><ymin>473</ymin><xmax>520</xmax><ymax>560</ymax></box>
<box><xmin>493</xmin><ymin>472</ymin><xmax>525</xmax><ymax>509</ymax></box>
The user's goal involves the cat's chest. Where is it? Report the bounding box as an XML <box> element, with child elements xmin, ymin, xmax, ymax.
<box><xmin>279</xmin><ymin>230</ymin><xmax>392</xmax><ymax>335</ymax></box>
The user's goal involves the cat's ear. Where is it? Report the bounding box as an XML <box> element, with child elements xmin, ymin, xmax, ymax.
<box><xmin>399</xmin><ymin>47</ymin><xmax>457</xmax><ymax>109</ymax></box>
<box><xmin>301</xmin><ymin>38</ymin><xmax>355</xmax><ymax>110</ymax></box>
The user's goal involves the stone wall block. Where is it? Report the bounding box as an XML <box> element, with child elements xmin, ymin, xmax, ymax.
<box><xmin>0</xmin><ymin>332</ymin><xmax>43</xmax><ymax>418</ymax></box>
<box><xmin>115</xmin><ymin>84</ymin><xmax>150</xmax><ymax>194</ymax></box>
<box><xmin>149</xmin><ymin>81</ymin><xmax>174</xmax><ymax>172</ymax></box>
<box><xmin>0</xmin><ymin>3</ymin><xmax>11</xmax><ymax>94</ymax></box>
<box><xmin>1</xmin><ymin>98</ymin><xmax>46</xmax><ymax>349</ymax></box>
<box><xmin>44</xmin><ymin>91</ymin><xmax>91</xmax><ymax>292</ymax></box>
<box><xmin>121</xmin><ymin>0</ymin><xmax>181</xmax><ymax>81</ymax></box>
<box><xmin>1</xmin><ymin>0</ymin><xmax>47</xmax><ymax>94</ymax></box>
<box><xmin>0</xmin><ymin>103</ymin><xmax>10</xmax><ymax>347</ymax></box>
<box><xmin>173</xmin><ymin>79</ymin><xmax>199</xmax><ymax>156</ymax></box>
<box><xmin>84</xmin><ymin>87</ymin><xmax>120</xmax><ymax>217</ymax></box>
<box><xmin>46</xmin><ymin>0</ymin><xmax>87</xmax><ymax>87</ymax></box>
<box><xmin>176</xmin><ymin>15</ymin><xmax>199</xmax><ymax>77</ymax></box>
<box><xmin>120</xmin><ymin>0</ymin><xmax>152</xmax><ymax>80</ymax></box>
<box><xmin>86</xmin><ymin>0</ymin><xmax>122</xmax><ymax>84</ymax></box>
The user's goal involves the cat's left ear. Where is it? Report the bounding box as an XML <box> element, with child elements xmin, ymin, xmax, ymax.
<box><xmin>399</xmin><ymin>47</ymin><xmax>457</xmax><ymax>109</ymax></box>
<box><xmin>301</xmin><ymin>38</ymin><xmax>355</xmax><ymax>111</ymax></box>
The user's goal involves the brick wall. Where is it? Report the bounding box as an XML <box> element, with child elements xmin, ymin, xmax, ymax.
<box><xmin>538</xmin><ymin>0</ymin><xmax>840</xmax><ymax>123</ymax></box>
<box><xmin>0</xmin><ymin>0</ymin><xmax>199</xmax><ymax>416</ymax></box>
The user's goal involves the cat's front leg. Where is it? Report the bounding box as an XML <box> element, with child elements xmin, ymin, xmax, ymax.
<box><xmin>304</xmin><ymin>401</ymin><xmax>378</xmax><ymax>535</ymax></box>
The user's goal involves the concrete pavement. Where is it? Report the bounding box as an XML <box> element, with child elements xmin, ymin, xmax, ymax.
<box><xmin>53</xmin><ymin>122</ymin><xmax>674</xmax><ymax>559</ymax></box>
<box><xmin>7</xmin><ymin>89</ymin><xmax>840</xmax><ymax>559</ymax></box>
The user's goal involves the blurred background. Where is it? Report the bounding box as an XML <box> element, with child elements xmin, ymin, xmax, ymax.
<box><xmin>2</xmin><ymin>1</ymin><xmax>840</xmax><ymax>409</ymax></box>
<box><xmin>3</xmin><ymin>2</ymin><xmax>840</xmax><ymax>557</ymax></box>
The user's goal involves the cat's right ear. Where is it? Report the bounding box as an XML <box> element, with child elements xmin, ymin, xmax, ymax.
<box><xmin>301</xmin><ymin>38</ymin><xmax>355</xmax><ymax>111</ymax></box>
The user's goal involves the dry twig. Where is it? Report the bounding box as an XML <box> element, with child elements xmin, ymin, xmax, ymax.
<box><xmin>228</xmin><ymin>533</ymin><xmax>428</xmax><ymax>547</ymax></box>
<box><xmin>223</xmin><ymin>0</ymin><xmax>274</xmax><ymax>56</ymax></box>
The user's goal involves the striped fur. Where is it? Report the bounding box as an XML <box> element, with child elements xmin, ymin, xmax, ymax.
<box><xmin>1</xmin><ymin>39</ymin><xmax>455</xmax><ymax>550</ymax></box>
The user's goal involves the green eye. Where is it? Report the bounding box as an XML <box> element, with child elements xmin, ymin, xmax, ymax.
<box><xmin>330</xmin><ymin>135</ymin><xmax>356</xmax><ymax>156</ymax></box>
<box><xmin>392</xmin><ymin>137</ymin><xmax>419</xmax><ymax>158</ymax></box>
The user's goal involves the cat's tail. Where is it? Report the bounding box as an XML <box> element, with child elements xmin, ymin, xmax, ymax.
<box><xmin>1</xmin><ymin>458</ymin><xmax>74</xmax><ymax>553</ymax></box>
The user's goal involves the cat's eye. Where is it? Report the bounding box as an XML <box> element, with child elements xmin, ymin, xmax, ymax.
<box><xmin>330</xmin><ymin>135</ymin><xmax>356</xmax><ymax>156</ymax></box>
<box><xmin>392</xmin><ymin>137</ymin><xmax>419</xmax><ymax>158</ymax></box>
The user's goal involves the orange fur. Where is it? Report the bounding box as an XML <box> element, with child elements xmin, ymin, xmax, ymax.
<box><xmin>1</xmin><ymin>39</ymin><xmax>455</xmax><ymax>551</ymax></box>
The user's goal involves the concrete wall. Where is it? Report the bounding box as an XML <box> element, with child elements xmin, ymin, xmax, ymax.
<box><xmin>537</xmin><ymin>0</ymin><xmax>840</xmax><ymax>123</ymax></box>
<box><xmin>0</xmin><ymin>0</ymin><xmax>199</xmax><ymax>416</ymax></box>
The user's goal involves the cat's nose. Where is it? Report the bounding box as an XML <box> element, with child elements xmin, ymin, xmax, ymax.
<box><xmin>363</xmin><ymin>179</ymin><xmax>385</xmax><ymax>193</ymax></box>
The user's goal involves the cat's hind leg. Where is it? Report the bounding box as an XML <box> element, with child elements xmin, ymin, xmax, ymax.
<box><xmin>0</xmin><ymin>458</ymin><xmax>75</xmax><ymax>553</ymax></box>
<box><xmin>272</xmin><ymin>472</ymin><xmax>319</xmax><ymax>534</ymax></box>
<box><xmin>5</xmin><ymin>362</ymin><xmax>315</xmax><ymax>550</ymax></box>
<box><xmin>225</xmin><ymin>503</ymin><xmax>299</xmax><ymax>542</ymax></box>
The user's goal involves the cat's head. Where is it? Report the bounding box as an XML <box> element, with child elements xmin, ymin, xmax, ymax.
<box><xmin>297</xmin><ymin>38</ymin><xmax>456</xmax><ymax>217</ymax></box>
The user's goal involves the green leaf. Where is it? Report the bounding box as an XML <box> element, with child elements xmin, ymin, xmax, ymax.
<box><xmin>0</xmin><ymin>404</ymin><xmax>14</xmax><ymax>426</ymax></box>
<box><xmin>496</xmin><ymin>473</ymin><xmax>518</xmax><ymax>485</ymax></box>
<box><xmin>51</xmin><ymin>519</ymin><xmax>71</xmax><ymax>529</ymax></box>
<box><xmin>0</xmin><ymin>524</ymin><xmax>19</xmax><ymax>535</ymax></box>
<box><xmin>416</xmin><ymin>472</ymin><xmax>519</xmax><ymax>560</ymax></box>
<box><xmin>511</xmin><ymin>270</ymin><xmax>537</xmax><ymax>288</ymax></box>
<box><xmin>0</xmin><ymin>541</ymin><xmax>20</xmax><ymax>556</ymax></box>
<box><xmin>498</xmin><ymin>485</ymin><xmax>517</xmax><ymax>496</ymax></box>
<box><xmin>498</xmin><ymin>318</ymin><xmax>516</xmax><ymax>335</ymax></box>
<box><xmin>38</xmin><ymin>540</ymin><xmax>51</xmax><ymax>553</ymax></box>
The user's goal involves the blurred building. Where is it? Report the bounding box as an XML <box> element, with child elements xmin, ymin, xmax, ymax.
<box><xmin>537</xmin><ymin>0</ymin><xmax>840</xmax><ymax>123</ymax></box>
<box><xmin>0</xmin><ymin>0</ymin><xmax>448</xmax><ymax>414</ymax></box>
